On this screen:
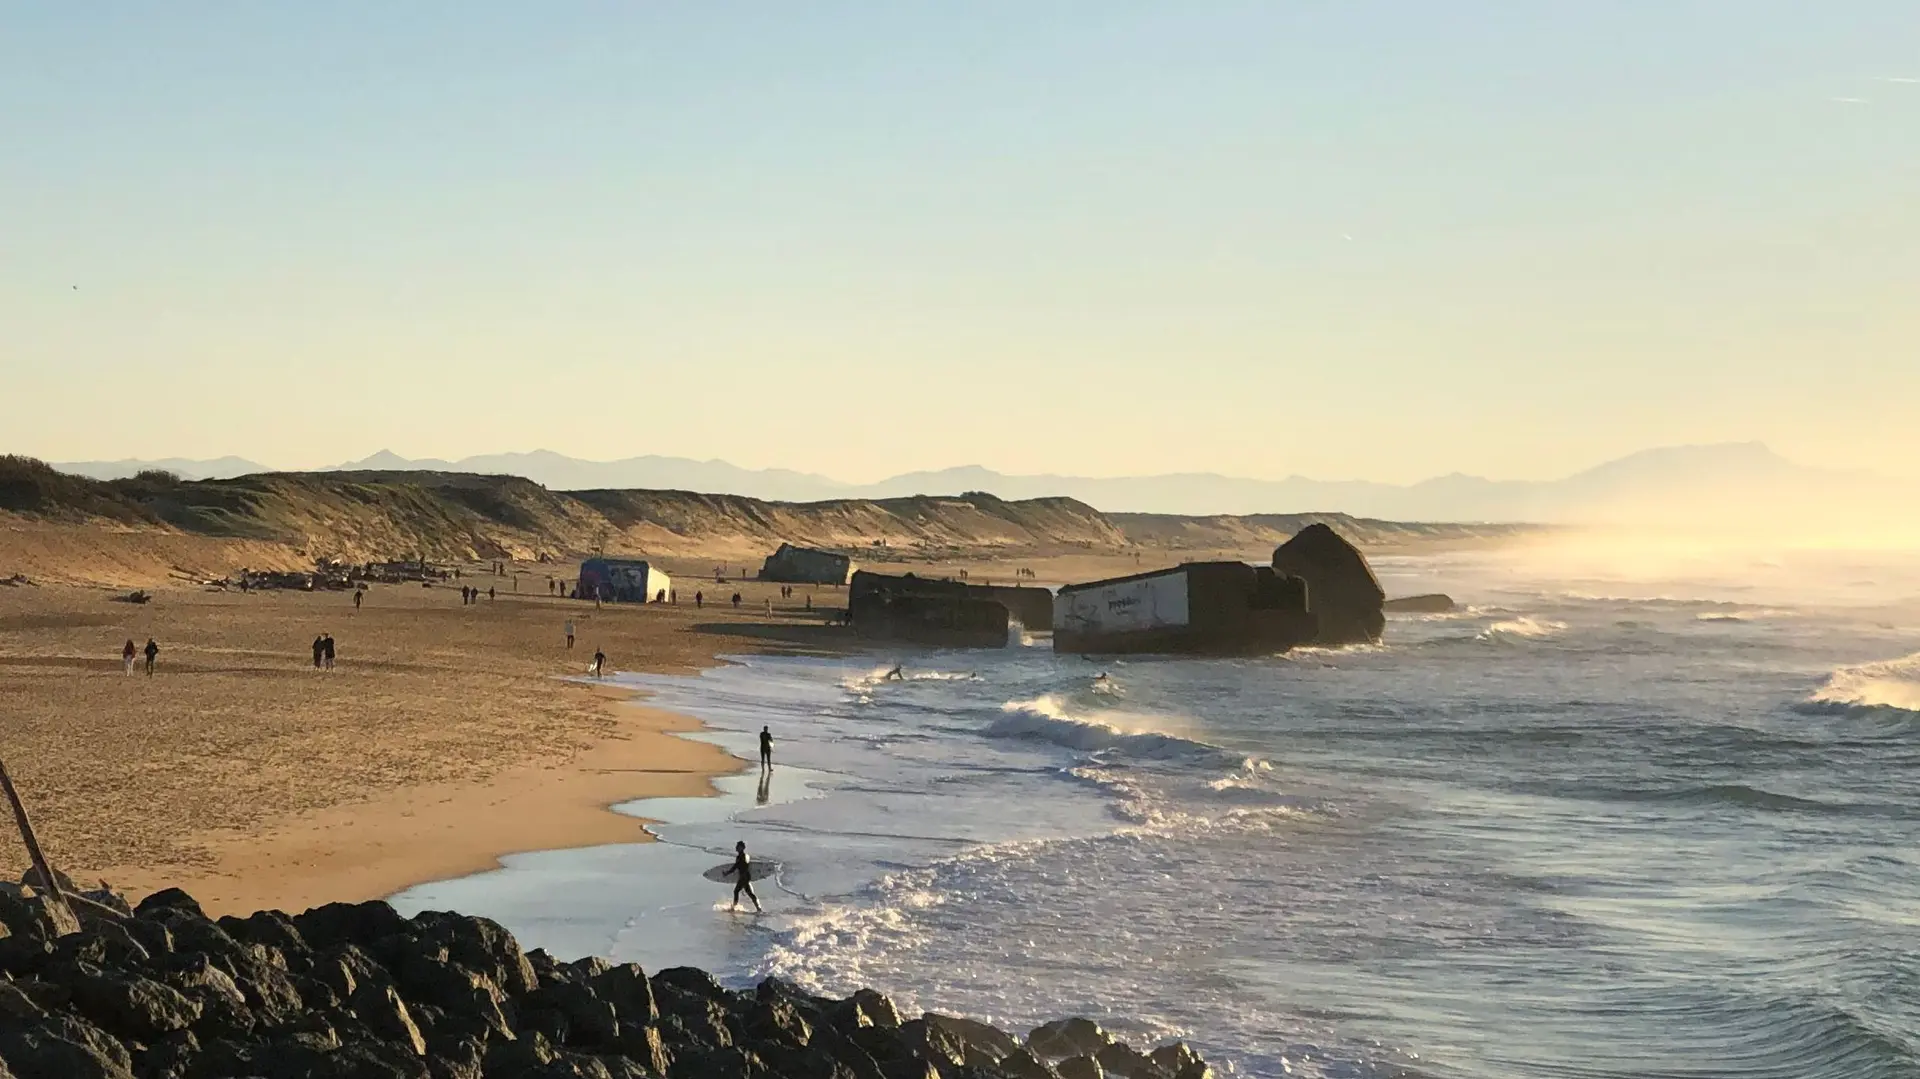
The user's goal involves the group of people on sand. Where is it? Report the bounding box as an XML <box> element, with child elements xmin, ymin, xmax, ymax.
<box><xmin>460</xmin><ymin>585</ymin><xmax>493</xmax><ymax>605</ymax></box>
<box><xmin>120</xmin><ymin>638</ymin><xmax>159</xmax><ymax>676</ymax></box>
<box><xmin>310</xmin><ymin>634</ymin><xmax>337</xmax><ymax>670</ymax></box>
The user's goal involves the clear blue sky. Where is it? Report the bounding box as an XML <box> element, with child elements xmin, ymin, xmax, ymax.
<box><xmin>4</xmin><ymin>3</ymin><xmax>1915</xmax><ymax>482</ymax></box>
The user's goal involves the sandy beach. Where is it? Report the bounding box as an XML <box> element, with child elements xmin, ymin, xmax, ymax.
<box><xmin>0</xmin><ymin>563</ymin><xmax>852</xmax><ymax>915</ymax></box>
<box><xmin>0</xmin><ymin>539</ymin><xmax>1395</xmax><ymax>917</ymax></box>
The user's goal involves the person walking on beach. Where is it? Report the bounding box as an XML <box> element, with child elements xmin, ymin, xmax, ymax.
<box><xmin>122</xmin><ymin>639</ymin><xmax>137</xmax><ymax>675</ymax></box>
<box><xmin>565</xmin><ymin>619</ymin><xmax>575</xmax><ymax>649</ymax></box>
<box><xmin>353</xmin><ymin>588</ymin><xmax>362</xmax><ymax>609</ymax></box>
<box><xmin>694</xmin><ymin>590</ymin><xmax>703</xmax><ymax>609</ymax></box>
<box><xmin>591</xmin><ymin>648</ymin><xmax>605</xmax><ymax>678</ymax></box>
<box><xmin>312</xmin><ymin>635</ymin><xmax>325</xmax><ymax>669</ymax></box>
<box><xmin>759</xmin><ymin>726</ymin><xmax>773</xmax><ymax>770</ymax></box>
<box><xmin>322</xmin><ymin>634</ymin><xmax>336</xmax><ymax>671</ymax></box>
<box><xmin>142</xmin><ymin>637</ymin><xmax>159</xmax><ymax>676</ymax></box>
<box><xmin>487</xmin><ymin>586</ymin><xmax>495</xmax><ymax>602</ymax></box>
<box><xmin>726</xmin><ymin>840</ymin><xmax>762</xmax><ymax>912</ymax></box>
<box><xmin>732</xmin><ymin>592</ymin><xmax>741</xmax><ymax>608</ymax></box>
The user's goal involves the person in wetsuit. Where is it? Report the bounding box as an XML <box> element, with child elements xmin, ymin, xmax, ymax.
<box><xmin>759</xmin><ymin>726</ymin><xmax>773</xmax><ymax>770</ymax></box>
<box><xmin>727</xmin><ymin>840</ymin><xmax>761</xmax><ymax>911</ymax></box>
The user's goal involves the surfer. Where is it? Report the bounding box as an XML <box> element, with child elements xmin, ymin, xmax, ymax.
<box><xmin>884</xmin><ymin>664</ymin><xmax>905</xmax><ymax>682</ymax></box>
<box><xmin>726</xmin><ymin>841</ymin><xmax>762</xmax><ymax>912</ymax></box>
<box><xmin>590</xmin><ymin>648</ymin><xmax>605</xmax><ymax>678</ymax></box>
<box><xmin>759</xmin><ymin>725</ymin><xmax>773</xmax><ymax>770</ymax></box>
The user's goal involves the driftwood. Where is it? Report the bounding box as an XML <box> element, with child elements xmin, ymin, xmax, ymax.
<box><xmin>0</xmin><ymin>757</ymin><xmax>80</xmax><ymax>935</ymax></box>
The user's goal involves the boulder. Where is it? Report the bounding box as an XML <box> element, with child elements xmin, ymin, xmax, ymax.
<box><xmin>292</xmin><ymin>900</ymin><xmax>408</xmax><ymax>953</ymax></box>
<box><xmin>591</xmin><ymin>964</ymin><xmax>658</xmax><ymax>1025</ymax></box>
<box><xmin>1055</xmin><ymin>1057</ymin><xmax>1103</xmax><ymax>1079</ymax></box>
<box><xmin>349</xmin><ymin>983</ymin><xmax>427</xmax><ymax>1056</ymax></box>
<box><xmin>134</xmin><ymin>888</ymin><xmax>204</xmax><ymax>920</ymax></box>
<box><xmin>997</xmin><ymin>1049</ymin><xmax>1059</xmax><ymax>1079</ymax></box>
<box><xmin>1146</xmin><ymin>1043</ymin><xmax>1203</xmax><ymax>1078</ymax></box>
<box><xmin>1381</xmin><ymin>593</ymin><xmax>1455</xmax><ymax>614</ymax></box>
<box><xmin>62</xmin><ymin>960</ymin><xmax>201</xmax><ymax>1040</ymax></box>
<box><xmin>924</xmin><ymin>1013</ymin><xmax>1018</xmax><ymax>1065</ymax></box>
<box><xmin>0</xmin><ymin>1013</ymin><xmax>134</xmax><ymax>1079</ymax></box>
<box><xmin>1027</xmin><ymin>1019</ymin><xmax>1112</xmax><ymax>1063</ymax></box>
<box><xmin>1094</xmin><ymin>1042</ymin><xmax>1164</xmax><ymax>1079</ymax></box>
<box><xmin>1271</xmin><ymin>524</ymin><xmax>1386</xmax><ymax>645</ymax></box>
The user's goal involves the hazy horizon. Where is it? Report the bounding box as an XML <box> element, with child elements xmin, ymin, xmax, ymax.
<box><xmin>6</xmin><ymin>5</ymin><xmax>1916</xmax><ymax>484</ymax></box>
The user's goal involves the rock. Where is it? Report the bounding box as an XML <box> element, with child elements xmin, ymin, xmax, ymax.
<box><xmin>0</xmin><ymin>890</ymin><xmax>56</xmax><ymax>944</ymax></box>
<box><xmin>1027</xmin><ymin>1019</ymin><xmax>1112</xmax><ymax>1063</ymax></box>
<box><xmin>161</xmin><ymin>954</ymin><xmax>254</xmax><ymax>1037</ymax></box>
<box><xmin>63</xmin><ymin>960</ymin><xmax>202</xmax><ymax>1040</ymax></box>
<box><xmin>845</xmin><ymin>988</ymin><xmax>903</xmax><ymax>1030</ymax></box>
<box><xmin>524</xmin><ymin>979</ymin><xmax>619</xmax><ymax>1048</ymax></box>
<box><xmin>652</xmin><ymin>966</ymin><xmax>727</xmax><ymax>1001</ymax></box>
<box><xmin>217</xmin><ymin>910</ymin><xmax>310</xmax><ymax>964</ymax></box>
<box><xmin>850</xmin><ymin>1024</ymin><xmax>941</xmax><ymax>1079</ymax></box>
<box><xmin>924</xmin><ymin>1013</ymin><xmax>1019</xmax><ymax>1065</ymax></box>
<box><xmin>350</xmin><ymin>983</ymin><xmax>427</xmax><ymax>1056</ymax></box>
<box><xmin>133</xmin><ymin>888</ymin><xmax>204</xmax><ymax>921</ymax></box>
<box><xmin>612</xmin><ymin>1022</ymin><xmax>674</xmax><ymax>1077</ymax></box>
<box><xmin>20</xmin><ymin>866</ymin><xmax>77</xmax><ymax>895</ymax></box>
<box><xmin>996</xmin><ymin>1049</ymin><xmax>1059</xmax><ymax>1079</ymax></box>
<box><xmin>77</xmin><ymin>888</ymin><xmax>133</xmax><ymax>919</ymax></box>
<box><xmin>0</xmin><ymin>979</ymin><xmax>48</xmax><ymax>1022</ymax></box>
<box><xmin>314</xmin><ymin>1040</ymin><xmax>431</xmax><ymax>1079</ymax></box>
<box><xmin>404</xmin><ymin>910</ymin><xmax>537</xmax><ymax>997</ymax></box>
<box><xmin>293</xmin><ymin>900</ymin><xmax>408</xmax><ymax>953</ymax></box>
<box><xmin>1382</xmin><ymin>593</ymin><xmax>1454</xmax><ymax>614</ymax></box>
<box><xmin>1146</xmin><ymin>1043</ymin><xmax>1202</xmax><ymax>1078</ymax></box>
<box><xmin>0</xmin><ymin>936</ymin><xmax>51</xmax><ymax>977</ymax></box>
<box><xmin>425</xmin><ymin>1035</ymin><xmax>486</xmax><ymax>1079</ymax></box>
<box><xmin>1270</xmin><ymin>524</ymin><xmax>1386</xmax><ymax>645</ymax></box>
<box><xmin>1055</xmin><ymin>1057</ymin><xmax>1104</xmax><ymax>1079</ymax></box>
<box><xmin>747</xmin><ymin>994</ymin><xmax>815</xmax><ymax>1049</ymax></box>
<box><xmin>483</xmin><ymin>1030</ymin><xmax>558</xmax><ymax>1076</ymax></box>
<box><xmin>134</xmin><ymin>1029</ymin><xmax>197</xmax><ymax>1079</ymax></box>
<box><xmin>1093</xmin><ymin>1043</ymin><xmax>1164</xmax><ymax>1079</ymax></box>
<box><xmin>670</xmin><ymin>1044</ymin><xmax>769</xmax><ymax>1079</ymax></box>
<box><xmin>591</xmin><ymin>964</ymin><xmax>658</xmax><ymax>1025</ymax></box>
<box><xmin>0</xmin><ymin>1013</ymin><xmax>135</xmax><ymax>1079</ymax></box>
<box><xmin>897</xmin><ymin>1017</ymin><xmax>969</xmax><ymax>1071</ymax></box>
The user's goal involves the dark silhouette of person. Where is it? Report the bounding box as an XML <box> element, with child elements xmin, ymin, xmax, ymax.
<box><xmin>759</xmin><ymin>726</ymin><xmax>772</xmax><ymax>770</ymax></box>
<box><xmin>591</xmin><ymin>648</ymin><xmax>605</xmax><ymax>678</ymax></box>
<box><xmin>322</xmin><ymin>634</ymin><xmax>336</xmax><ymax>671</ymax></box>
<box><xmin>695</xmin><ymin>591</ymin><xmax>703</xmax><ymax>609</ymax></box>
<box><xmin>122</xmin><ymin>639</ymin><xmax>137</xmax><ymax>675</ymax></box>
<box><xmin>143</xmin><ymin>638</ymin><xmax>159</xmax><ymax>676</ymax></box>
<box><xmin>885</xmin><ymin>664</ymin><xmax>905</xmax><ymax>682</ymax></box>
<box><xmin>731</xmin><ymin>592</ymin><xmax>741</xmax><ymax>608</ymax></box>
<box><xmin>353</xmin><ymin>589</ymin><xmax>362</xmax><ymax>609</ymax></box>
<box><xmin>312</xmin><ymin>635</ymin><xmax>325</xmax><ymax>669</ymax></box>
<box><xmin>727</xmin><ymin>841</ymin><xmax>762</xmax><ymax>912</ymax></box>
<box><xmin>487</xmin><ymin>586</ymin><xmax>495</xmax><ymax>601</ymax></box>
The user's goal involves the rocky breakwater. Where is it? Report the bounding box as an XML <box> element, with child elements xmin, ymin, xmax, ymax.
<box><xmin>0</xmin><ymin>886</ymin><xmax>1216</xmax><ymax>1079</ymax></box>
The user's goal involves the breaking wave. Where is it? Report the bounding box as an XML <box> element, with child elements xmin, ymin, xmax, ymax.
<box><xmin>1803</xmin><ymin>652</ymin><xmax>1920</xmax><ymax>716</ymax></box>
<box><xmin>990</xmin><ymin>695</ymin><xmax>1220</xmax><ymax>760</ymax></box>
<box><xmin>1479</xmin><ymin>616</ymin><xmax>1568</xmax><ymax>640</ymax></box>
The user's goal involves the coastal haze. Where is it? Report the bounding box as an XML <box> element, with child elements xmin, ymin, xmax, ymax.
<box><xmin>5</xmin><ymin>5</ymin><xmax>1918</xmax><ymax>1079</ymax></box>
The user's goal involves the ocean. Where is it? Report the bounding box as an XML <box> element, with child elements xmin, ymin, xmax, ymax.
<box><xmin>392</xmin><ymin>545</ymin><xmax>1920</xmax><ymax>1079</ymax></box>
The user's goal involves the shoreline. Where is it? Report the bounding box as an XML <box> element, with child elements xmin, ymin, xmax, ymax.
<box><xmin>101</xmin><ymin>684</ymin><xmax>746</xmax><ymax>916</ymax></box>
<box><xmin>0</xmin><ymin>575</ymin><xmax>855</xmax><ymax>918</ymax></box>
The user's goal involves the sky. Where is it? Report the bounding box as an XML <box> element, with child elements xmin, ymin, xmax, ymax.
<box><xmin>3</xmin><ymin>3</ymin><xmax>1916</xmax><ymax>484</ymax></box>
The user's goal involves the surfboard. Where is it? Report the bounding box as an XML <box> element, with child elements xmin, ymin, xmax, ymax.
<box><xmin>702</xmin><ymin>861</ymin><xmax>778</xmax><ymax>883</ymax></box>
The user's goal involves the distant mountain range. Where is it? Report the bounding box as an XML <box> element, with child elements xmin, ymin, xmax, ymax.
<box><xmin>47</xmin><ymin>443</ymin><xmax>1913</xmax><ymax>528</ymax></box>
